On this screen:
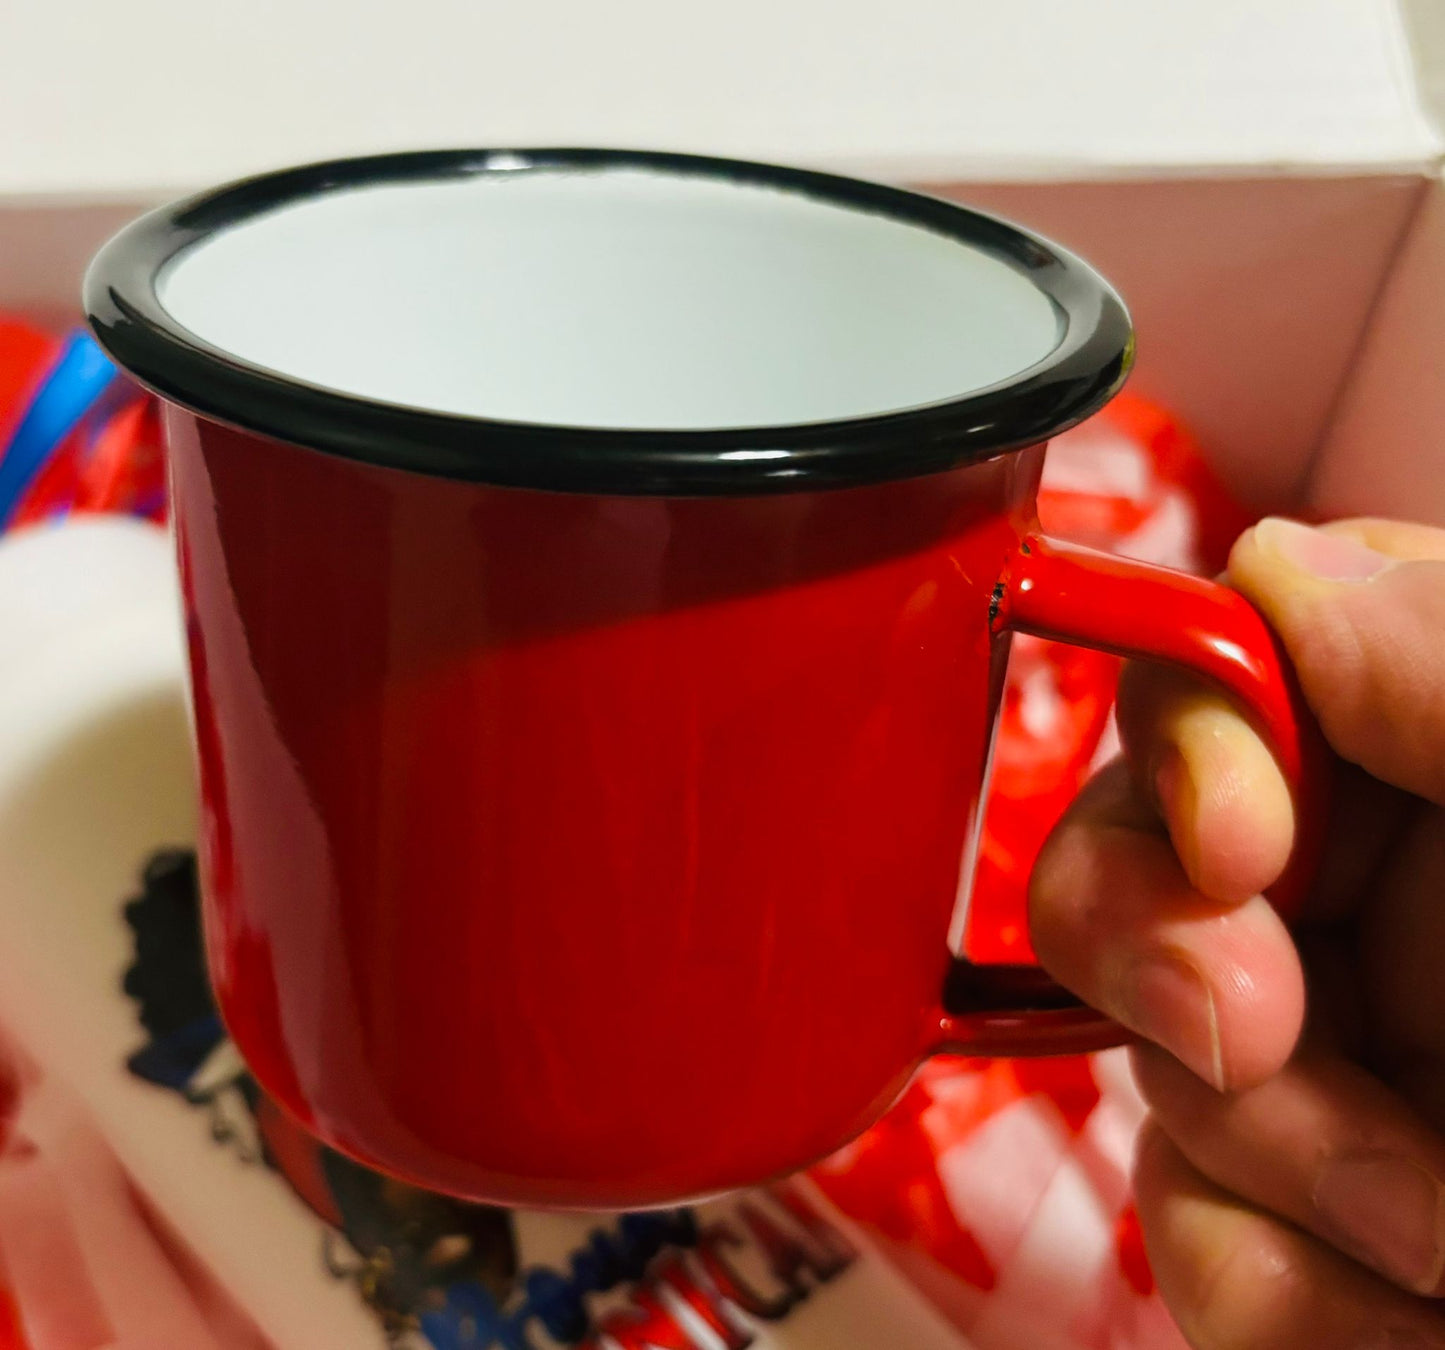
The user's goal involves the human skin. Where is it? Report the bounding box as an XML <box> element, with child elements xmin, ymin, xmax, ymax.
<box><xmin>1031</xmin><ymin>413</ymin><xmax>1445</xmax><ymax>1350</ymax></box>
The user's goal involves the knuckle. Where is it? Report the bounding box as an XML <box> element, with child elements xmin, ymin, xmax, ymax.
<box><xmin>1294</xmin><ymin>577</ymin><xmax>1445</xmax><ymax>800</ymax></box>
<box><xmin>1136</xmin><ymin>1127</ymin><xmax>1326</xmax><ymax>1350</ymax></box>
<box><xmin>1169</xmin><ymin>1210</ymin><xmax>1311</xmax><ymax>1350</ymax></box>
<box><xmin>1191</xmin><ymin>1221</ymin><xmax>1309</xmax><ymax>1350</ymax></box>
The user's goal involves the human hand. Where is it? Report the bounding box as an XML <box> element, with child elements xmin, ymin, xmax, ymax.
<box><xmin>1030</xmin><ymin>517</ymin><xmax>1445</xmax><ymax>1347</ymax></box>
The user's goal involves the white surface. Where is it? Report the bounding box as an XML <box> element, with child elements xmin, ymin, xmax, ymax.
<box><xmin>0</xmin><ymin>0</ymin><xmax>1435</xmax><ymax>198</ymax></box>
<box><xmin>943</xmin><ymin>173</ymin><xmax>1426</xmax><ymax>511</ymax></box>
<box><xmin>1400</xmin><ymin>0</ymin><xmax>1445</xmax><ymax>143</ymax></box>
<box><xmin>1318</xmin><ymin>174</ymin><xmax>1445</xmax><ymax>523</ymax></box>
<box><xmin>160</xmin><ymin>166</ymin><xmax>1061</xmax><ymax>428</ymax></box>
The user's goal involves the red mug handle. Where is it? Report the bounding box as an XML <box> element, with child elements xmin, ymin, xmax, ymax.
<box><xmin>934</xmin><ymin>532</ymin><xmax>1326</xmax><ymax>1058</ymax></box>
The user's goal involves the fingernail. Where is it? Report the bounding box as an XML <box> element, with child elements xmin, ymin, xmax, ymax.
<box><xmin>1119</xmin><ymin>950</ymin><xmax>1226</xmax><ymax>1091</ymax></box>
<box><xmin>1315</xmin><ymin>1152</ymin><xmax>1445</xmax><ymax>1294</ymax></box>
<box><xmin>1255</xmin><ymin>517</ymin><xmax>1391</xmax><ymax>582</ymax></box>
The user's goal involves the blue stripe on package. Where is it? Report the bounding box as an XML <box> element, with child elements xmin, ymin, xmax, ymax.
<box><xmin>0</xmin><ymin>330</ymin><xmax>121</xmax><ymax>528</ymax></box>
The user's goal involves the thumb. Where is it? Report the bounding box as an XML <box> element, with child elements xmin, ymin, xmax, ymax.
<box><xmin>1230</xmin><ymin>517</ymin><xmax>1445</xmax><ymax>806</ymax></box>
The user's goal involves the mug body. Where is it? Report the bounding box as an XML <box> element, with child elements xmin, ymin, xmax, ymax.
<box><xmin>170</xmin><ymin>411</ymin><xmax>1042</xmax><ymax>1207</ymax></box>
<box><xmin>87</xmin><ymin>149</ymin><xmax>1131</xmax><ymax>1206</ymax></box>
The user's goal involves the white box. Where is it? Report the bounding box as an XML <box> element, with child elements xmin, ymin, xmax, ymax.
<box><xmin>0</xmin><ymin>5</ymin><xmax>1442</xmax><ymax>1347</ymax></box>
<box><xmin>3</xmin><ymin>0</ymin><xmax>1441</xmax><ymax>522</ymax></box>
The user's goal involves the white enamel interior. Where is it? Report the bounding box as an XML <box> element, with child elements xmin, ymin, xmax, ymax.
<box><xmin>157</xmin><ymin>166</ymin><xmax>1064</xmax><ymax>431</ymax></box>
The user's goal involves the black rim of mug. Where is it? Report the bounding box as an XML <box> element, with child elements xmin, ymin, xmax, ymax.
<box><xmin>84</xmin><ymin>147</ymin><xmax>1134</xmax><ymax>496</ymax></box>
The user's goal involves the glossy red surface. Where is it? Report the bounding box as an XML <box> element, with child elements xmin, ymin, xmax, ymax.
<box><xmin>168</xmin><ymin>412</ymin><xmax>1313</xmax><ymax>1208</ymax></box>
<box><xmin>933</xmin><ymin>533</ymin><xmax>1323</xmax><ymax>1058</ymax></box>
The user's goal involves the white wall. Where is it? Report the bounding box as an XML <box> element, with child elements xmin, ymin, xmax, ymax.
<box><xmin>0</xmin><ymin>0</ymin><xmax>1433</xmax><ymax>197</ymax></box>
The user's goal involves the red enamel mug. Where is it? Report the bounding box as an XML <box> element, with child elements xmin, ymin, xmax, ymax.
<box><xmin>86</xmin><ymin>150</ymin><xmax>1318</xmax><ymax>1209</ymax></box>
